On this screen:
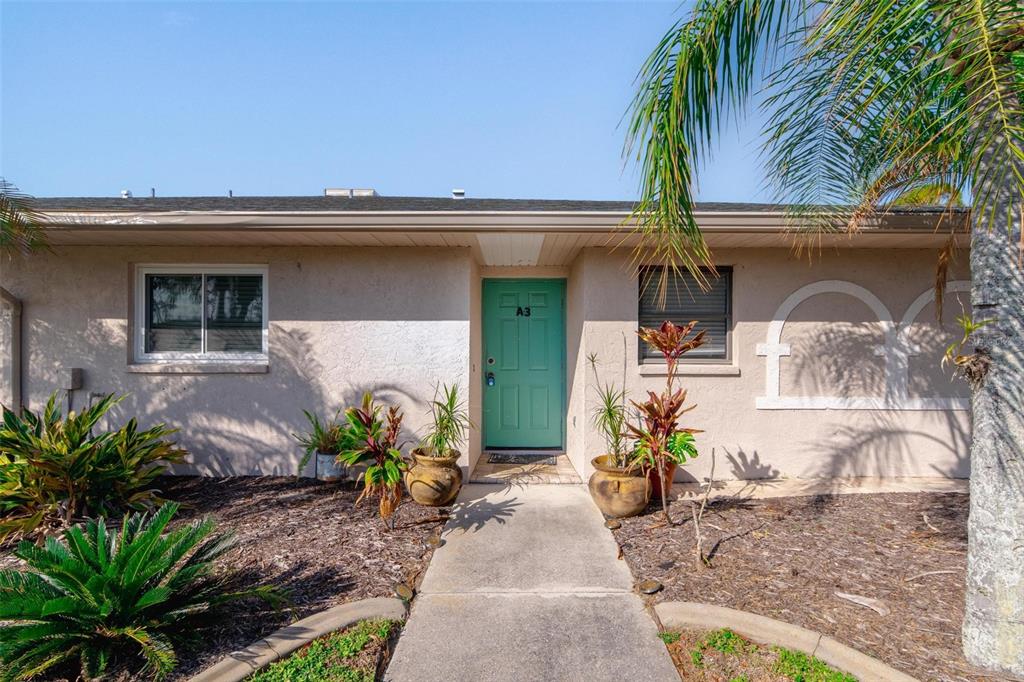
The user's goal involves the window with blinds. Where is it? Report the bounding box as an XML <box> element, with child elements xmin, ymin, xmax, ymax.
<box><xmin>135</xmin><ymin>266</ymin><xmax>267</xmax><ymax>362</ymax></box>
<box><xmin>638</xmin><ymin>266</ymin><xmax>732</xmax><ymax>362</ymax></box>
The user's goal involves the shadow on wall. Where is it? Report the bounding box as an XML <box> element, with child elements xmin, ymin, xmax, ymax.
<box><xmin>786</xmin><ymin>303</ymin><xmax>970</xmax><ymax>480</ymax></box>
<box><xmin>21</xmin><ymin>321</ymin><xmax>425</xmax><ymax>476</ymax></box>
<box><xmin>807</xmin><ymin>412</ymin><xmax>970</xmax><ymax>479</ymax></box>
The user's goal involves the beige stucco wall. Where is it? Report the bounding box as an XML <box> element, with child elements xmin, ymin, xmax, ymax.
<box><xmin>571</xmin><ymin>247</ymin><xmax>971</xmax><ymax>482</ymax></box>
<box><xmin>0</xmin><ymin>246</ymin><xmax>474</xmax><ymax>476</ymax></box>
<box><xmin>0</xmin><ymin>243</ymin><xmax>971</xmax><ymax>482</ymax></box>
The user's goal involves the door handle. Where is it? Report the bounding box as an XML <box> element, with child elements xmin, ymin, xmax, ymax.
<box><xmin>486</xmin><ymin>372</ymin><xmax>496</xmax><ymax>387</ymax></box>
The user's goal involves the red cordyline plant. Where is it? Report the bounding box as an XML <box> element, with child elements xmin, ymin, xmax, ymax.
<box><xmin>627</xmin><ymin>320</ymin><xmax>706</xmax><ymax>523</ymax></box>
<box><xmin>338</xmin><ymin>393</ymin><xmax>408</xmax><ymax>529</ymax></box>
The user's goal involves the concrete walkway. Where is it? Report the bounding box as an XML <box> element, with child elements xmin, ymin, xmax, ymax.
<box><xmin>385</xmin><ymin>484</ymin><xmax>679</xmax><ymax>682</ymax></box>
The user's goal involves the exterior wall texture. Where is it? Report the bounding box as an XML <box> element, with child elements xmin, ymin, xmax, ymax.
<box><xmin>573</xmin><ymin>247</ymin><xmax>971</xmax><ymax>482</ymax></box>
<box><xmin>0</xmin><ymin>243</ymin><xmax>971</xmax><ymax>482</ymax></box>
<box><xmin>0</xmin><ymin>246</ymin><xmax>474</xmax><ymax>476</ymax></box>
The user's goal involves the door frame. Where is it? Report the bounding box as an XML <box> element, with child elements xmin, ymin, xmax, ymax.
<box><xmin>481</xmin><ymin>277</ymin><xmax>567</xmax><ymax>450</ymax></box>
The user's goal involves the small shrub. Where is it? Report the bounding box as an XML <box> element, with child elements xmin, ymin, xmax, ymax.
<box><xmin>248</xmin><ymin>619</ymin><xmax>399</xmax><ymax>682</ymax></box>
<box><xmin>0</xmin><ymin>393</ymin><xmax>187</xmax><ymax>544</ymax></box>
<box><xmin>773</xmin><ymin>646</ymin><xmax>857</xmax><ymax>682</ymax></box>
<box><xmin>339</xmin><ymin>393</ymin><xmax>407</xmax><ymax>527</ymax></box>
<box><xmin>0</xmin><ymin>502</ymin><xmax>283</xmax><ymax>681</ymax></box>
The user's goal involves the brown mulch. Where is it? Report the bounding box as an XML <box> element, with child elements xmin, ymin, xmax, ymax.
<box><xmin>612</xmin><ymin>492</ymin><xmax>1006</xmax><ymax>682</ymax></box>
<box><xmin>0</xmin><ymin>476</ymin><xmax>448</xmax><ymax>681</ymax></box>
<box><xmin>162</xmin><ymin>476</ymin><xmax>448</xmax><ymax>679</ymax></box>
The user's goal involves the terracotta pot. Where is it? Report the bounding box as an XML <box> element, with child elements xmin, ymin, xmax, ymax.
<box><xmin>588</xmin><ymin>455</ymin><xmax>651</xmax><ymax>518</ymax></box>
<box><xmin>647</xmin><ymin>460</ymin><xmax>678</xmax><ymax>499</ymax></box>
<box><xmin>404</xmin><ymin>449</ymin><xmax>463</xmax><ymax>507</ymax></box>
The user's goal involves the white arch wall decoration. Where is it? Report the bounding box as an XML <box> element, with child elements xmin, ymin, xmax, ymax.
<box><xmin>755</xmin><ymin>280</ymin><xmax>970</xmax><ymax>411</ymax></box>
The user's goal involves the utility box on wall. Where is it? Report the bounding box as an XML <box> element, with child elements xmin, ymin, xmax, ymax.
<box><xmin>62</xmin><ymin>368</ymin><xmax>84</xmax><ymax>391</ymax></box>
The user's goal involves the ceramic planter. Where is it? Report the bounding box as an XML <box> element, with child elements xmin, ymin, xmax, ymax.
<box><xmin>404</xmin><ymin>449</ymin><xmax>463</xmax><ymax>506</ymax></box>
<box><xmin>588</xmin><ymin>455</ymin><xmax>651</xmax><ymax>518</ymax></box>
<box><xmin>315</xmin><ymin>452</ymin><xmax>346</xmax><ymax>482</ymax></box>
<box><xmin>647</xmin><ymin>460</ymin><xmax>678</xmax><ymax>499</ymax></box>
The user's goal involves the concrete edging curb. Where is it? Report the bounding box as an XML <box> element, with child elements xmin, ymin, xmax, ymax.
<box><xmin>654</xmin><ymin>601</ymin><xmax>919</xmax><ymax>682</ymax></box>
<box><xmin>188</xmin><ymin>597</ymin><xmax>408</xmax><ymax>682</ymax></box>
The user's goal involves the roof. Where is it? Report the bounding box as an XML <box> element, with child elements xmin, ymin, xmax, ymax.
<box><xmin>31</xmin><ymin>194</ymin><xmax>955</xmax><ymax>215</ymax></box>
<box><xmin>31</xmin><ymin>194</ymin><xmax>966</xmax><ymax>256</ymax></box>
<box><xmin>34</xmin><ymin>195</ymin><xmax>751</xmax><ymax>213</ymax></box>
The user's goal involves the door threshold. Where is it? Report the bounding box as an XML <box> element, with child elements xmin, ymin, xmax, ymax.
<box><xmin>484</xmin><ymin>449</ymin><xmax>565</xmax><ymax>456</ymax></box>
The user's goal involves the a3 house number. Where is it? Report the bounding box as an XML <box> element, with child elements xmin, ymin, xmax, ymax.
<box><xmin>515</xmin><ymin>306</ymin><xmax>532</xmax><ymax>317</ymax></box>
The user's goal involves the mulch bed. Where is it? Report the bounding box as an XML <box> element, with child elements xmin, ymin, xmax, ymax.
<box><xmin>0</xmin><ymin>476</ymin><xmax>449</xmax><ymax>681</ymax></box>
<box><xmin>162</xmin><ymin>476</ymin><xmax>448</xmax><ymax>679</ymax></box>
<box><xmin>612</xmin><ymin>491</ymin><xmax>993</xmax><ymax>682</ymax></box>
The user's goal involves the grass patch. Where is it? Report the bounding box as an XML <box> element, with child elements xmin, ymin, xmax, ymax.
<box><xmin>661</xmin><ymin>628</ymin><xmax>858</xmax><ymax>681</ymax></box>
<box><xmin>773</xmin><ymin>646</ymin><xmax>857</xmax><ymax>682</ymax></box>
<box><xmin>248</xmin><ymin>619</ymin><xmax>400</xmax><ymax>682</ymax></box>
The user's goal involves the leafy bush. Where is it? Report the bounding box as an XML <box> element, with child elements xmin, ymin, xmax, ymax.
<box><xmin>292</xmin><ymin>409</ymin><xmax>349</xmax><ymax>474</ymax></box>
<box><xmin>338</xmin><ymin>393</ymin><xmax>407</xmax><ymax>527</ymax></box>
<box><xmin>0</xmin><ymin>394</ymin><xmax>187</xmax><ymax>544</ymax></box>
<box><xmin>0</xmin><ymin>502</ymin><xmax>283</xmax><ymax>681</ymax></box>
<box><xmin>248</xmin><ymin>619</ymin><xmax>399</xmax><ymax>682</ymax></box>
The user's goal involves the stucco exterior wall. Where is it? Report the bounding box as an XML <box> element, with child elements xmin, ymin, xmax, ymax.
<box><xmin>0</xmin><ymin>243</ymin><xmax>972</xmax><ymax>482</ymax></box>
<box><xmin>573</xmin><ymin>247</ymin><xmax>971</xmax><ymax>482</ymax></box>
<box><xmin>0</xmin><ymin>246</ymin><xmax>474</xmax><ymax>476</ymax></box>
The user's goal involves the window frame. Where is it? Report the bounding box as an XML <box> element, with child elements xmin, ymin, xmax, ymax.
<box><xmin>133</xmin><ymin>264</ymin><xmax>269</xmax><ymax>364</ymax></box>
<box><xmin>637</xmin><ymin>265</ymin><xmax>733</xmax><ymax>365</ymax></box>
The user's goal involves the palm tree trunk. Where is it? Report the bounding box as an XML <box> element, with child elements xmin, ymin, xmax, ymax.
<box><xmin>962</xmin><ymin>158</ymin><xmax>1024</xmax><ymax>673</ymax></box>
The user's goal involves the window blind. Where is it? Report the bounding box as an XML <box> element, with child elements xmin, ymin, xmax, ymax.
<box><xmin>638</xmin><ymin>266</ymin><xmax>732</xmax><ymax>360</ymax></box>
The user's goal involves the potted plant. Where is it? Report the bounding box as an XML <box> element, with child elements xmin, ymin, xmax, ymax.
<box><xmin>587</xmin><ymin>379</ymin><xmax>651</xmax><ymax>518</ymax></box>
<box><xmin>635</xmin><ymin>431</ymin><xmax>699</xmax><ymax>501</ymax></box>
<box><xmin>406</xmin><ymin>384</ymin><xmax>470</xmax><ymax>507</ymax></box>
<box><xmin>627</xmin><ymin>320</ymin><xmax>706</xmax><ymax>521</ymax></box>
<box><xmin>338</xmin><ymin>393</ymin><xmax>408</xmax><ymax>528</ymax></box>
<box><xmin>293</xmin><ymin>410</ymin><xmax>348</xmax><ymax>481</ymax></box>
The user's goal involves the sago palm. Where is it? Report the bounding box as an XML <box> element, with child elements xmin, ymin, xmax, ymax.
<box><xmin>0</xmin><ymin>502</ymin><xmax>283</xmax><ymax>681</ymax></box>
<box><xmin>626</xmin><ymin>0</ymin><xmax>1023</xmax><ymax>674</ymax></box>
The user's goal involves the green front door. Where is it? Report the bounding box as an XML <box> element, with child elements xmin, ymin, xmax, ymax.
<box><xmin>482</xmin><ymin>279</ymin><xmax>566</xmax><ymax>449</ymax></box>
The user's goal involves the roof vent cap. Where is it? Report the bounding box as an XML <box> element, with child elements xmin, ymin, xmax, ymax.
<box><xmin>325</xmin><ymin>188</ymin><xmax>378</xmax><ymax>198</ymax></box>
<box><xmin>452</xmin><ymin>188</ymin><xmax>465</xmax><ymax>200</ymax></box>
<box><xmin>120</xmin><ymin>189</ymin><xmax>133</xmax><ymax>199</ymax></box>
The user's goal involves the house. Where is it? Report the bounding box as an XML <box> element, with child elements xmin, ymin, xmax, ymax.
<box><xmin>0</xmin><ymin>191</ymin><xmax>971</xmax><ymax>483</ymax></box>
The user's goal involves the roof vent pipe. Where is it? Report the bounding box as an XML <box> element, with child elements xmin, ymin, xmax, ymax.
<box><xmin>452</xmin><ymin>188</ymin><xmax>465</xmax><ymax>200</ymax></box>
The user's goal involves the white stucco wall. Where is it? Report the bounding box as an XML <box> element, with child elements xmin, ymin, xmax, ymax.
<box><xmin>0</xmin><ymin>246</ymin><xmax>474</xmax><ymax>476</ymax></box>
<box><xmin>571</xmin><ymin>247</ymin><xmax>971</xmax><ymax>482</ymax></box>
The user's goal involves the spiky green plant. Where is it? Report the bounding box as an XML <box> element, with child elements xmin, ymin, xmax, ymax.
<box><xmin>292</xmin><ymin>409</ymin><xmax>348</xmax><ymax>475</ymax></box>
<box><xmin>626</xmin><ymin>1</ymin><xmax>1023</xmax><ymax>672</ymax></box>
<box><xmin>0</xmin><ymin>393</ymin><xmax>187</xmax><ymax>544</ymax></box>
<box><xmin>419</xmin><ymin>383</ymin><xmax>472</xmax><ymax>458</ymax></box>
<box><xmin>0</xmin><ymin>503</ymin><xmax>284</xmax><ymax>681</ymax></box>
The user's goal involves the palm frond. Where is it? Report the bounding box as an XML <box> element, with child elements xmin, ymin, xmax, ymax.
<box><xmin>625</xmin><ymin>0</ymin><xmax>804</xmax><ymax>287</ymax></box>
<box><xmin>0</xmin><ymin>179</ymin><xmax>47</xmax><ymax>254</ymax></box>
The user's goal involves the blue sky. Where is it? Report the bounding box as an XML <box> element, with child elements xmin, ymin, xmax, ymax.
<box><xmin>1</xmin><ymin>1</ymin><xmax>768</xmax><ymax>201</ymax></box>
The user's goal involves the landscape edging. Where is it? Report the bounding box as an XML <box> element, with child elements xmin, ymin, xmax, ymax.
<box><xmin>188</xmin><ymin>597</ymin><xmax>408</xmax><ymax>682</ymax></box>
<box><xmin>654</xmin><ymin>601</ymin><xmax>919</xmax><ymax>682</ymax></box>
